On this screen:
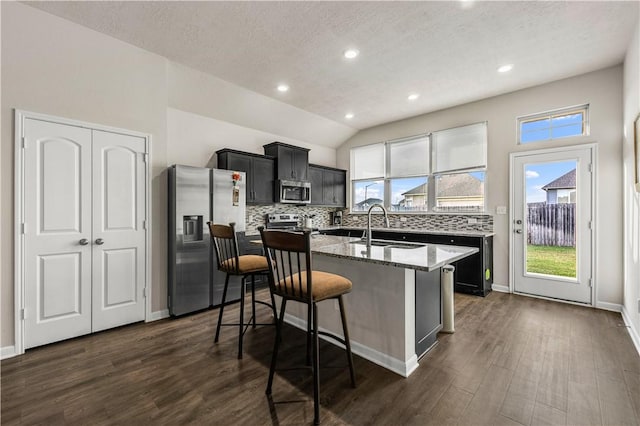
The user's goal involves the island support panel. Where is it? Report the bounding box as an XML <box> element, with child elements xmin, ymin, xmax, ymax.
<box><xmin>281</xmin><ymin>254</ymin><xmax>440</xmax><ymax>377</ymax></box>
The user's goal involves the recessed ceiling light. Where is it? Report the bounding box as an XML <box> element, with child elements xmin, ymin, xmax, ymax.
<box><xmin>460</xmin><ymin>0</ymin><xmax>475</xmax><ymax>9</ymax></box>
<box><xmin>277</xmin><ymin>84</ymin><xmax>289</xmax><ymax>92</ymax></box>
<box><xmin>344</xmin><ymin>49</ymin><xmax>359</xmax><ymax>59</ymax></box>
<box><xmin>408</xmin><ymin>93</ymin><xmax>420</xmax><ymax>101</ymax></box>
<box><xmin>498</xmin><ymin>64</ymin><xmax>513</xmax><ymax>73</ymax></box>
<box><xmin>345</xmin><ymin>113</ymin><xmax>354</xmax><ymax>119</ymax></box>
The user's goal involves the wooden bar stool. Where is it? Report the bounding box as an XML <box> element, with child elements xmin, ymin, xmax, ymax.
<box><xmin>258</xmin><ymin>226</ymin><xmax>356</xmax><ymax>425</ymax></box>
<box><xmin>208</xmin><ymin>222</ymin><xmax>276</xmax><ymax>359</ymax></box>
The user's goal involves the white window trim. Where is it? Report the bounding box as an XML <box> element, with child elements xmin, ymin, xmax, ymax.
<box><xmin>517</xmin><ymin>104</ymin><xmax>590</xmax><ymax>145</ymax></box>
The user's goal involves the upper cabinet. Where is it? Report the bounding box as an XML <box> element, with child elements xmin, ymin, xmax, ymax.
<box><xmin>263</xmin><ymin>142</ymin><xmax>309</xmax><ymax>181</ymax></box>
<box><xmin>309</xmin><ymin>164</ymin><xmax>346</xmax><ymax>207</ymax></box>
<box><xmin>216</xmin><ymin>149</ymin><xmax>275</xmax><ymax>204</ymax></box>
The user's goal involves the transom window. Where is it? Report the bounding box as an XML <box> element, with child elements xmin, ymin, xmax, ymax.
<box><xmin>518</xmin><ymin>105</ymin><xmax>589</xmax><ymax>144</ymax></box>
<box><xmin>350</xmin><ymin>122</ymin><xmax>487</xmax><ymax>213</ymax></box>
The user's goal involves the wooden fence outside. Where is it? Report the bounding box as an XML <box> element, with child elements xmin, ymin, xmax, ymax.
<box><xmin>527</xmin><ymin>203</ymin><xmax>575</xmax><ymax>247</ymax></box>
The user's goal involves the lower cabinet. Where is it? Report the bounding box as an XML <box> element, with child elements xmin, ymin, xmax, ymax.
<box><xmin>415</xmin><ymin>269</ymin><xmax>442</xmax><ymax>358</ymax></box>
<box><xmin>320</xmin><ymin>228</ymin><xmax>493</xmax><ymax>296</ymax></box>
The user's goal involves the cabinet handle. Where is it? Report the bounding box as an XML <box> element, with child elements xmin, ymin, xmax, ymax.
<box><xmin>79</xmin><ymin>238</ymin><xmax>89</xmax><ymax>246</ymax></box>
<box><xmin>95</xmin><ymin>238</ymin><xmax>105</xmax><ymax>245</ymax></box>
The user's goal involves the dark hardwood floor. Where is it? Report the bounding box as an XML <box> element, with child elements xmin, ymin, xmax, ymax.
<box><xmin>2</xmin><ymin>290</ymin><xmax>639</xmax><ymax>425</ymax></box>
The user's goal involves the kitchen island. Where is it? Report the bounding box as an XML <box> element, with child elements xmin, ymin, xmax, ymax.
<box><xmin>281</xmin><ymin>234</ymin><xmax>478</xmax><ymax>377</ymax></box>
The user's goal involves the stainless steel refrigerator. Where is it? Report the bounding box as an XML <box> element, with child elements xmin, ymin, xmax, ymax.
<box><xmin>168</xmin><ymin>165</ymin><xmax>246</xmax><ymax>316</ymax></box>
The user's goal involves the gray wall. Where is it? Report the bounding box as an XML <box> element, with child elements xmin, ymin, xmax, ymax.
<box><xmin>337</xmin><ymin>66</ymin><xmax>624</xmax><ymax>308</ymax></box>
<box><xmin>0</xmin><ymin>3</ymin><xmax>347</xmax><ymax>349</ymax></box>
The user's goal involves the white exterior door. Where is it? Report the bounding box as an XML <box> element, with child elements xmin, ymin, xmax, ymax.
<box><xmin>22</xmin><ymin>118</ymin><xmax>147</xmax><ymax>349</ymax></box>
<box><xmin>24</xmin><ymin>119</ymin><xmax>93</xmax><ymax>349</ymax></box>
<box><xmin>511</xmin><ymin>146</ymin><xmax>594</xmax><ymax>304</ymax></box>
<box><xmin>91</xmin><ymin>130</ymin><xmax>146</xmax><ymax>332</ymax></box>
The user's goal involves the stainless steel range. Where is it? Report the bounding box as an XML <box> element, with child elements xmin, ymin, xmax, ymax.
<box><xmin>266</xmin><ymin>213</ymin><xmax>318</xmax><ymax>231</ymax></box>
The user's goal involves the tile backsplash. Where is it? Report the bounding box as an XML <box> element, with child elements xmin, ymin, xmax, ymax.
<box><xmin>341</xmin><ymin>213</ymin><xmax>493</xmax><ymax>232</ymax></box>
<box><xmin>245</xmin><ymin>205</ymin><xmax>338</xmax><ymax>234</ymax></box>
<box><xmin>246</xmin><ymin>205</ymin><xmax>493</xmax><ymax>234</ymax></box>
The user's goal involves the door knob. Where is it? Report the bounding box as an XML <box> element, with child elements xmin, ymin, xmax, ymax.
<box><xmin>515</xmin><ymin>219</ymin><xmax>522</xmax><ymax>225</ymax></box>
<box><xmin>95</xmin><ymin>238</ymin><xmax>104</xmax><ymax>245</ymax></box>
<box><xmin>79</xmin><ymin>238</ymin><xmax>89</xmax><ymax>245</ymax></box>
<box><xmin>515</xmin><ymin>229</ymin><xmax>523</xmax><ymax>234</ymax></box>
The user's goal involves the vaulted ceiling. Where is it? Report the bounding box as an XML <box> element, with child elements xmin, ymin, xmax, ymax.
<box><xmin>26</xmin><ymin>1</ymin><xmax>639</xmax><ymax>132</ymax></box>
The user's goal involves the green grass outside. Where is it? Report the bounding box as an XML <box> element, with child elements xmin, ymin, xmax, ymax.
<box><xmin>526</xmin><ymin>244</ymin><xmax>576</xmax><ymax>278</ymax></box>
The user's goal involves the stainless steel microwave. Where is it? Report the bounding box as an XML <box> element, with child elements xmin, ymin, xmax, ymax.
<box><xmin>278</xmin><ymin>179</ymin><xmax>311</xmax><ymax>204</ymax></box>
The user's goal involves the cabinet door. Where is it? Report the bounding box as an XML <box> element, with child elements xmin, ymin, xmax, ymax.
<box><xmin>277</xmin><ymin>146</ymin><xmax>295</xmax><ymax>179</ymax></box>
<box><xmin>225</xmin><ymin>153</ymin><xmax>254</xmax><ymax>201</ymax></box>
<box><xmin>323</xmin><ymin>170</ymin><xmax>336</xmax><ymax>205</ymax></box>
<box><xmin>309</xmin><ymin>166</ymin><xmax>324</xmax><ymax>205</ymax></box>
<box><xmin>292</xmin><ymin>148</ymin><xmax>309</xmax><ymax>180</ymax></box>
<box><xmin>252</xmin><ymin>156</ymin><xmax>275</xmax><ymax>204</ymax></box>
<box><xmin>333</xmin><ymin>170</ymin><xmax>346</xmax><ymax>207</ymax></box>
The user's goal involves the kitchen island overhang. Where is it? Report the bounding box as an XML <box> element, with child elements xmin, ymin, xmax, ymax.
<box><xmin>278</xmin><ymin>234</ymin><xmax>478</xmax><ymax>377</ymax></box>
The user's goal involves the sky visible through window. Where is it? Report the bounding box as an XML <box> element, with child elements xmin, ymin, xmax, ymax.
<box><xmin>525</xmin><ymin>160</ymin><xmax>576</xmax><ymax>203</ymax></box>
<box><xmin>521</xmin><ymin>112</ymin><xmax>583</xmax><ymax>143</ymax></box>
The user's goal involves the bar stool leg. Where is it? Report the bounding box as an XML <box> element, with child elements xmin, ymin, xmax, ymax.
<box><xmin>312</xmin><ymin>302</ymin><xmax>320</xmax><ymax>425</ymax></box>
<box><xmin>306</xmin><ymin>305</ymin><xmax>312</xmax><ymax>366</ymax></box>
<box><xmin>338</xmin><ymin>296</ymin><xmax>357</xmax><ymax>388</ymax></box>
<box><xmin>266</xmin><ymin>298</ymin><xmax>287</xmax><ymax>395</ymax></box>
<box><xmin>251</xmin><ymin>274</ymin><xmax>257</xmax><ymax>329</ymax></box>
<box><xmin>214</xmin><ymin>274</ymin><xmax>230</xmax><ymax>343</ymax></box>
<box><xmin>238</xmin><ymin>276</ymin><xmax>246</xmax><ymax>359</ymax></box>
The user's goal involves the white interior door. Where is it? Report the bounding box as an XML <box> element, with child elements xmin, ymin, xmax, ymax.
<box><xmin>511</xmin><ymin>146</ymin><xmax>594</xmax><ymax>304</ymax></box>
<box><xmin>23</xmin><ymin>119</ymin><xmax>93</xmax><ymax>349</ymax></box>
<box><xmin>91</xmin><ymin>130</ymin><xmax>146</xmax><ymax>332</ymax></box>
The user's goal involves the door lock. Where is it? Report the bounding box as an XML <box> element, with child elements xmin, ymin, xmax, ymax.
<box><xmin>79</xmin><ymin>238</ymin><xmax>89</xmax><ymax>245</ymax></box>
<box><xmin>515</xmin><ymin>229</ymin><xmax>523</xmax><ymax>234</ymax></box>
<box><xmin>95</xmin><ymin>238</ymin><xmax>104</xmax><ymax>245</ymax></box>
<box><xmin>515</xmin><ymin>219</ymin><xmax>522</xmax><ymax>225</ymax></box>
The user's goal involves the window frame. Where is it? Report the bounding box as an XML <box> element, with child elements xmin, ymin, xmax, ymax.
<box><xmin>517</xmin><ymin>104</ymin><xmax>590</xmax><ymax>145</ymax></box>
<box><xmin>349</xmin><ymin>124</ymin><xmax>488</xmax><ymax>214</ymax></box>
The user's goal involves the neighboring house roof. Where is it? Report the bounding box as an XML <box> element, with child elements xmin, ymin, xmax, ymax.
<box><xmin>402</xmin><ymin>183</ymin><xmax>427</xmax><ymax>196</ymax></box>
<box><xmin>541</xmin><ymin>169</ymin><xmax>576</xmax><ymax>191</ymax></box>
<box><xmin>356</xmin><ymin>198</ymin><xmax>383</xmax><ymax>207</ymax></box>
<box><xmin>436</xmin><ymin>173</ymin><xmax>482</xmax><ymax>197</ymax></box>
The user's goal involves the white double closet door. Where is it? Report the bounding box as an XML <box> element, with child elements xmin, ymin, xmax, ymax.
<box><xmin>22</xmin><ymin>118</ymin><xmax>146</xmax><ymax>349</ymax></box>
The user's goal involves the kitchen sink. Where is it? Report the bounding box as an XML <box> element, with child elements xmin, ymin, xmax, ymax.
<box><xmin>349</xmin><ymin>239</ymin><xmax>426</xmax><ymax>249</ymax></box>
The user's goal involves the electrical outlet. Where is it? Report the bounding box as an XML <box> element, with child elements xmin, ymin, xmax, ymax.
<box><xmin>248</xmin><ymin>215</ymin><xmax>253</xmax><ymax>223</ymax></box>
<box><xmin>400</xmin><ymin>217</ymin><xmax>407</xmax><ymax>222</ymax></box>
<box><xmin>496</xmin><ymin>206</ymin><xmax>507</xmax><ymax>215</ymax></box>
<box><xmin>467</xmin><ymin>218</ymin><xmax>478</xmax><ymax>224</ymax></box>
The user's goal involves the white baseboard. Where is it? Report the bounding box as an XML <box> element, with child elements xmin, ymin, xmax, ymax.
<box><xmin>1</xmin><ymin>345</ymin><xmax>17</xmax><ymax>360</ymax></box>
<box><xmin>491</xmin><ymin>284</ymin><xmax>510</xmax><ymax>293</ymax></box>
<box><xmin>595</xmin><ymin>301</ymin><xmax>623</xmax><ymax>312</ymax></box>
<box><xmin>284</xmin><ymin>313</ymin><xmax>418</xmax><ymax>378</ymax></box>
<box><xmin>621</xmin><ymin>306</ymin><xmax>640</xmax><ymax>357</ymax></box>
<box><xmin>147</xmin><ymin>309</ymin><xmax>170</xmax><ymax>322</ymax></box>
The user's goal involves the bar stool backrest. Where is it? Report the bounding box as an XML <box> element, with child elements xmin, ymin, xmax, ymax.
<box><xmin>259</xmin><ymin>227</ymin><xmax>313</xmax><ymax>305</ymax></box>
<box><xmin>208</xmin><ymin>222</ymin><xmax>240</xmax><ymax>274</ymax></box>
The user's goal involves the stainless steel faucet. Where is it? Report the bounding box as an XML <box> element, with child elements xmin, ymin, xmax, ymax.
<box><xmin>365</xmin><ymin>204</ymin><xmax>390</xmax><ymax>247</ymax></box>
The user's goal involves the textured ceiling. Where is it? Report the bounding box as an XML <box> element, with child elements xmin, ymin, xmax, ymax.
<box><xmin>25</xmin><ymin>1</ymin><xmax>639</xmax><ymax>132</ymax></box>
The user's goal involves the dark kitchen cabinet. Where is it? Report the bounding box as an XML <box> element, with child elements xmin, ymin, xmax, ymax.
<box><xmin>216</xmin><ymin>149</ymin><xmax>275</xmax><ymax>204</ymax></box>
<box><xmin>264</xmin><ymin>142</ymin><xmax>310</xmax><ymax>181</ymax></box>
<box><xmin>416</xmin><ymin>234</ymin><xmax>493</xmax><ymax>297</ymax></box>
<box><xmin>320</xmin><ymin>228</ymin><xmax>493</xmax><ymax>296</ymax></box>
<box><xmin>415</xmin><ymin>268</ymin><xmax>442</xmax><ymax>358</ymax></box>
<box><xmin>309</xmin><ymin>164</ymin><xmax>347</xmax><ymax>207</ymax></box>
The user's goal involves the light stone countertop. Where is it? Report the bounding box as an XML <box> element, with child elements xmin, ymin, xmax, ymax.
<box><xmin>309</xmin><ymin>234</ymin><xmax>478</xmax><ymax>272</ymax></box>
